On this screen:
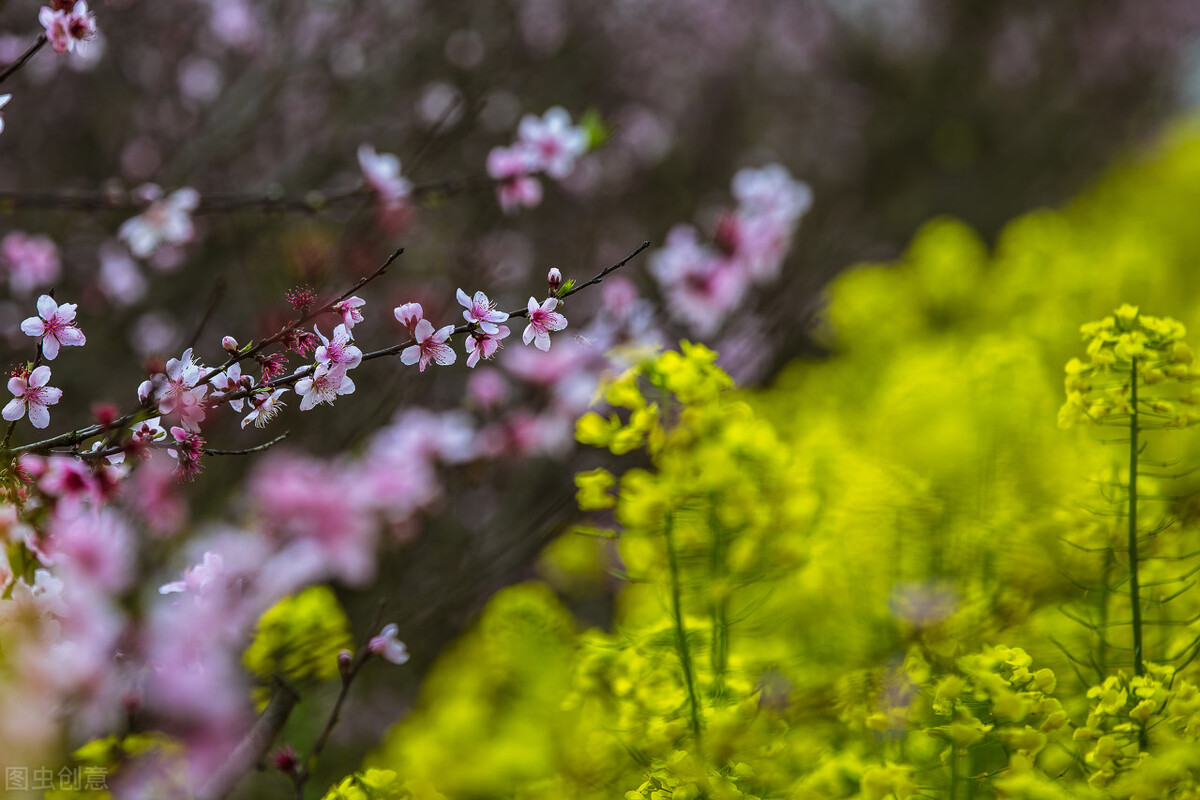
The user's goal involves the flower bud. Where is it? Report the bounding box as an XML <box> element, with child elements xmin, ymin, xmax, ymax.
<box><xmin>337</xmin><ymin>649</ymin><xmax>354</xmax><ymax>677</ymax></box>
<box><xmin>547</xmin><ymin>267</ymin><xmax>563</xmax><ymax>293</ymax></box>
<box><xmin>92</xmin><ymin>402</ymin><xmax>119</xmax><ymax>428</ymax></box>
<box><xmin>222</xmin><ymin>335</ymin><xmax>239</xmax><ymax>353</ymax></box>
<box><xmin>272</xmin><ymin>745</ymin><xmax>299</xmax><ymax>774</ymax></box>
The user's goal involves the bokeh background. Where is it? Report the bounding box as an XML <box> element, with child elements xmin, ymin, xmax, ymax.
<box><xmin>6</xmin><ymin>0</ymin><xmax>1200</xmax><ymax>795</ymax></box>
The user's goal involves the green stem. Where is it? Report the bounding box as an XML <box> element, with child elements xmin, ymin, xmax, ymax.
<box><xmin>708</xmin><ymin>501</ymin><xmax>729</xmax><ymax>699</ymax></box>
<box><xmin>664</xmin><ymin>511</ymin><xmax>702</xmax><ymax>740</ymax></box>
<box><xmin>1129</xmin><ymin>358</ymin><xmax>1145</xmax><ymax>677</ymax></box>
<box><xmin>949</xmin><ymin>746</ymin><xmax>958</xmax><ymax>800</ymax></box>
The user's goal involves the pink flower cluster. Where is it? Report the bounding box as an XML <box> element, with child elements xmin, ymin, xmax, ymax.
<box><xmin>2</xmin><ymin>295</ymin><xmax>88</xmax><ymax>430</ymax></box>
<box><xmin>39</xmin><ymin>0</ymin><xmax>97</xmax><ymax>55</ymax></box>
<box><xmin>2</xmin><ymin>232</ymin><xmax>60</xmax><ymax>295</ymax></box>
<box><xmin>650</xmin><ymin>164</ymin><xmax>812</xmax><ymax>337</ymax></box>
<box><xmin>486</xmin><ymin>107</ymin><xmax>588</xmax><ymax>213</ymax></box>
<box><xmin>118</xmin><ymin>185</ymin><xmax>200</xmax><ymax>259</ymax></box>
<box><xmin>398</xmin><ymin>283</ymin><xmax>569</xmax><ymax>373</ymax></box>
<box><xmin>358</xmin><ymin>144</ymin><xmax>413</xmax><ymax>232</ymax></box>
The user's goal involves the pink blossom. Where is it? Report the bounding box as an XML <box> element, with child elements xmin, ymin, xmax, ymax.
<box><xmin>401</xmin><ymin>319</ymin><xmax>456</xmax><ymax>372</ymax></box>
<box><xmin>20</xmin><ymin>294</ymin><xmax>86</xmax><ymax>360</ymax></box>
<box><xmin>28</xmin><ymin>454</ymin><xmax>100</xmax><ymax>506</ymax></box>
<box><xmin>250</xmin><ymin>453</ymin><xmax>378</xmax><ymax>585</ymax></box>
<box><xmin>314</xmin><ymin>324</ymin><xmax>363</xmax><ymax>371</ymax></box>
<box><xmin>504</xmin><ymin>334</ymin><xmax>587</xmax><ymax>386</ymax></box>
<box><xmin>0</xmin><ymin>568</ymin><xmax>68</xmax><ymax>622</ymax></box>
<box><xmin>486</xmin><ymin>145</ymin><xmax>543</xmax><ymax>213</ymax></box>
<box><xmin>467</xmin><ymin>368</ymin><xmax>510</xmax><ymax>408</ymax></box>
<box><xmin>97</xmin><ymin>241</ymin><xmax>146</xmax><ymax>306</ymax></box>
<box><xmin>3</xmin><ymin>366</ymin><xmax>63</xmax><ymax>429</ymax></box>
<box><xmin>140</xmin><ymin>348</ymin><xmax>209</xmax><ymax>432</ymax></box>
<box><xmin>2</xmin><ymin>232</ymin><xmax>61</xmax><ymax>295</ymax></box>
<box><xmin>357</xmin><ymin>144</ymin><xmax>412</xmax><ymax>209</ymax></box>
<box><xmin>368</xmin><ymin>623</ymin><xmax>410</xmax><ymax>665</ymax></box>
<box><xmin>130</xmin><ymin>416</ymin><xmax>167</xmax><ymax>448</ymax></box>
<box><xmin>516</xmin><ymin>106</ymin><xmax>588</xmax><ymax>179</ymax></box>
<box><xmin>457</xmin><ymin>288</ymin><xmax>509</xmax><ymax>334</ymax></box>
<box><xmin>118</xmin><ymin>185</ymin><xmax>200</xmax><ymax>258</ymax></box>
<box><xmin>732</xmin><ymin>213</ymin><xmax>792</xmax><ymax>282</ymax></box>
<box><xmin>650</xmin><ymin>224</ymin><xmax>746</xmax><ymax>337</ymax></box>
<box><xmin>731</xmin><ymin>163</ymin><xmax>813</xmax><ymax>224</ymax></box>
<box><xmin>465</xmin><ymin>324</ymin><xmax>510</xmax><ymax>368</ymax></box>
<box><xmin>295</xmin><ymin>364</ymin><xmax>355</xmax><ymax>411</ymax></box>
<box><xmin>333</xmin><ymin>296</ymin><xmax>366</xmax><ymax>333</ymax></box>
<box><xmin>39</xmin><ymin>1</ymin><xmax>97</xmax><ymax>55</ymax></box>
<box><xmin>242</xmin><ymin>388</ymin><xmax>287</xmax><ymax>429</ymax></box>
<box><xmin>210</xmin><ymin>362</ymin><xmax>254</xmax><ymax>412</ymax></box>
<box><xmin>394</xmin><ymin>302</ymin><xmax>424</xmax><ymax>334</ymax></box>
<box><xmin>40</xmin><ymin>506</ymin><xmax>135</xmax><ymax>593</ymax></box>
<box><xmin>128</xmin><ymin>453</ymin><xmax>187</xmax><ymax>534</ymax></box>
<box><xmin>166</xmin><ymin>426</ymin><xmax>205</xmax><ymax>480</ymax></box>
<box><xmin>522</xmin><ymin>296</ymin><xmax>567</xmax><ymax>352</ymax></box>
<box><xmin>159</xmin><ymin>551</ymin><xmax>225</xmax><ymax>596</ymax></box>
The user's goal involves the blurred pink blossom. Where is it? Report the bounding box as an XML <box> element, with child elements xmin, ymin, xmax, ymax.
<box><xmin>118</xmin><ymin>185</ymin><xmax>200</xmax><ymax>259</ymax></box>
<box><xmin>2</xmin><ymin>232</ymin><xmax>61</xmax><ymax>295</ymax></box>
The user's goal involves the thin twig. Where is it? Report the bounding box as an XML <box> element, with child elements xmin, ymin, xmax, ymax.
<box><xmin>292</xmin><ymin>600</ymin><xmax>388</xmax><ymax>800</ymax></box>
<box><xmin>220</xmin><ymin>240</ymin><xmax>652</xmax><ymax>404</ymax></box>
<box><xmin>201</xmin><ymin>432</ymin><xmax>290</xmax><ymax>456</ymax></box>
<box><xmin>187</xmin><ymin>278</ymin><xmax>228</xmax><ymax>352</ymax></box>
<box><xmin>0</xmin><ymin>35</ymin><xmax>47</xmax><ymax>86</ymax></box>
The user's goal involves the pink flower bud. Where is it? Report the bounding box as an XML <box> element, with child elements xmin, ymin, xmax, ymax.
<box><xmin>92</xmin><ymin>402</ymin><xmax>119</xmax><ymax>428</ymax></box>
<box><xmin>547</xmin><ymin>267</ymin><xmax>563</xmax><ymax>292</ymax></box>
<box><xmin>222</xmin><ymin>335</ymin><xmax>239</xmax><ymax>352</ymax></box>
<box><xmin>338</xmin><ymin>649</ymin><xmax>354</xmax><ymax>676</ymax></box>
<box><xmin>272</xmin><ymin>746</ymin><xmax>298</xmax><ymax>774</ymax></box>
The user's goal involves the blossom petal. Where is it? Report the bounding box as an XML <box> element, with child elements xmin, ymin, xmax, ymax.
<box><xmin>27</xmin><ymin>403</ymin><xmax>50</xmax><ymax>429</ymax></box>
<box><xmin>35</xmin><ymin>294</ymin><xmax>58</xmax><ymax>319</ymax></box>
<box><xmin>2</xmin><ymin>398</ymin><xmax>24</xmax><ymax>422</ymax></box>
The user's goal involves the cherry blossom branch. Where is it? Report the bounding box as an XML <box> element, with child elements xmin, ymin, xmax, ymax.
<box><xmin>557</xmin><ymin>240</ymin><xmax>652</xmax><ymax>301</ymax></box>
<box><xmin>4</xmin><ymin>412</ymin><xmax>140</xmax><ymax>456</ymax></box>
<box><xmin>191</xmin><ymin>247</ymin><xmax>404</xmax><ymax>391</ymax></box>
<box><xmin>200</xmin><ymin>432</ymin><xmax>291</xmax><ymax>456</ymax></box>
<box><xmin>218</xmin><ymin>240</ymin><xmax>652</xmax><ymax>405</ymax></box>
<box><xmin>0</xmin><ymin>34</ymin><xmax>47</xmax><ymax>86</ymax></box>
<box><xmin>0</xmin><ymin>175</ymin><xmax>490</xmax><ymax>215</ymax></box>
<box><xmin>195</xmin><ymin>679</ymin><xmax>300</xmax><ymax>800</ymax></box>
<box><xmin>291</xmin><ymin>600</ymin><xmax>387</xmax><ymax>800</ymax></box>
<box><xmin>3</xmin><ymin>249</ymin><xmax>402</xmax><ymax>459</ymax></box>
<box><xmin>65</xmin><ymin>431</ymin><xmax>291</xmax><ymax>462</ymax></box>
<box><xmin>5</xmin><ymin>241</ymin><xmax>648</xmax><ymax>462</ymax></box>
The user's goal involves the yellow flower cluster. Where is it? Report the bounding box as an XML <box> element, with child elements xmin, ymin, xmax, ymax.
<box><xmin>338</xmin><ymin>119</ymin><xmax>1200</xmax><ymax>800</ymax></box>
<box><xmin>1059</xmin><ymin>304</ymin><xmax>1199</xmax><ymax>428</ymax></box>
<box><xmin>242</xmin><ymin>584</ymin><xmax>353</xmax><ymax>706</ymax></box>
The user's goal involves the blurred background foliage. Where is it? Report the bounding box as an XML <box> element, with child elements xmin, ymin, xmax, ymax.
<box><xmin>347</xmin><ymin>124</ymin><xmax>1200</xmax><ymax>799</ymax></box>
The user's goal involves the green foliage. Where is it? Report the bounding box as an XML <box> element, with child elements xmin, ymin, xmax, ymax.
<box><xmin>339</xmin><ymin>122</ymin><xmax>1200</xmax><ymax>798</ymax></box>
